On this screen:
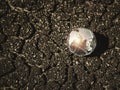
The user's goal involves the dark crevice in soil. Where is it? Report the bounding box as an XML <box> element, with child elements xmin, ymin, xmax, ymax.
<box><xmin>42</xmin><ymin>74</ymin><xmax>47</xmax><ymax>87</ymax></box>
<box><xmin>72</xmin><ymin>73</ymin><xmax>78</xmax><ymax>90</ymax></box>
<box><xmin>83</xmin><ymin>65</ymin><xmax>90</xmax><ymax>74</ymax></box>
<box><xmin>69</xmin><ymin>54</ymin><xmax>74</xmax><ymax>66</ymax></box>
<box><xmin>18</xmin><ymin>40</ymin><xmax>25</xmax><ymax>54</ymax></box>
<box><xmin>59</xmin><ymin>65</ymin><xmax>69</xmax><ymax>90</ymax></box>
<box><xmin>50</xmin><ymin>38</ymin><xmax>61</xmax><ymax>48</ymax></box>
<box><xmin>22</xmin><ymin>57</ymin><xmax>32</xmax><ymax>77</ymax></box>
<box><xmin>0</xmin><ymin>45</ymin><xmax>3</xmax><ymax>52</ymax></box>
<box><xmin>43</xmin><ymin>65</ymin><xmax>52</xmax><ymax>73</ymax></box>
<box><xmin>45</xmin><ymin>0</ymin><xmax>59</xmax><ymax>35</ymax></box>
<box><xmin>35</xmin><ymin>37</ymin><xmax>40</xmax><ymax>51</ymax></box>
<box><xmin>16</xmin><ymin>24</ymin><xmax>21</xmax><ymax>37</ymax></box>
<box><xmin>47</xmin><ymin>14</ymin><xmax>53</xmax><ymax>35</ymax></box>
<box><xmin>0</xmin><ymin>29</ymin><xmax>8</xmax><ymax>44</ymax></box>
<box><xmin>87</xmin><ymin>17</ymin><xmax>94</xmax><ymax>28</ymax></box>
<box><xmin>22</xmin><ymin>13</ymin><xmax>37</xmax><ymax>40</ymax></box>
<box><xmin>99</xmin><ymin>5</ymin><xmax>108</xmax><ymax>20</ymax></box>
<box><xmin>26</xmin><ymin>23</ymin><xmax>36</xmax><ymax>39</ymax></box>
<box><xmin>48</xmin><ymin>51</ymin><xmax>54</xmax><ymax>61</ymax></box>
<box><xmin>51</xmin><ymin>0</ymin><xmax>58</xmax><ymax>13</ymax></box>
<box><xmin>93</xmin><ymin>74</ymin><xmax>97</xmax><ymax>85</ymax></box>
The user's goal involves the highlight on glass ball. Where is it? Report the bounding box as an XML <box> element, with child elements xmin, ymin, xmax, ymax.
<box><xmin>67</xmin><ymin>28</ymin><xmax>96</xmax><ymax>57</ymax></box>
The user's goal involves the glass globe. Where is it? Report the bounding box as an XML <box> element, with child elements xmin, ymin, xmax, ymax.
<box><xmin>68</xmin><ymin>28</ymin><xmax>96</xmax><ymax>57</ymax></box>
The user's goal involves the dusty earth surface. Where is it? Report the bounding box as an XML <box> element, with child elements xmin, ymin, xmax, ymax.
<box><xmin>0</xmin><ymin>0</ymin><xmax>120</xmax><ymax>90</ymax></box>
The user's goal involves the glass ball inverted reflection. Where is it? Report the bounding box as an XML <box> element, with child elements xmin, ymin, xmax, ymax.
<box><xmin>68</xmin><ymin>28</ymin><xmax>96</xmax><ymax>57</ymax></box>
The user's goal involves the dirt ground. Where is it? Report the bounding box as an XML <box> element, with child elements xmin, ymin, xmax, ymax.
<box><xmin>0</xmin><ymin>0</ymin><xmax>120</xmax><ymax>90</ymax></box>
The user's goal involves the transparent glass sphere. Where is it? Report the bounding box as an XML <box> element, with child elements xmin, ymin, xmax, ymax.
<box><xmin>68</xmin><ymin>28</ymin><xmax>96</xmax><ymax>57</ymax></box>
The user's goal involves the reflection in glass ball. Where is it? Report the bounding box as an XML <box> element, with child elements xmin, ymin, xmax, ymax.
<box><xmin>68</xmin><ymin>28</ymin><xmax>96</xmax><ymax>57</ymax></box>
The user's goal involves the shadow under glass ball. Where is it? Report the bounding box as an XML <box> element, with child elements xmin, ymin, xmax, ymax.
<box><xmin>68</xmin><ymin>28</ymin><xmax>96</xmax><ymax>57</ymax></box>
